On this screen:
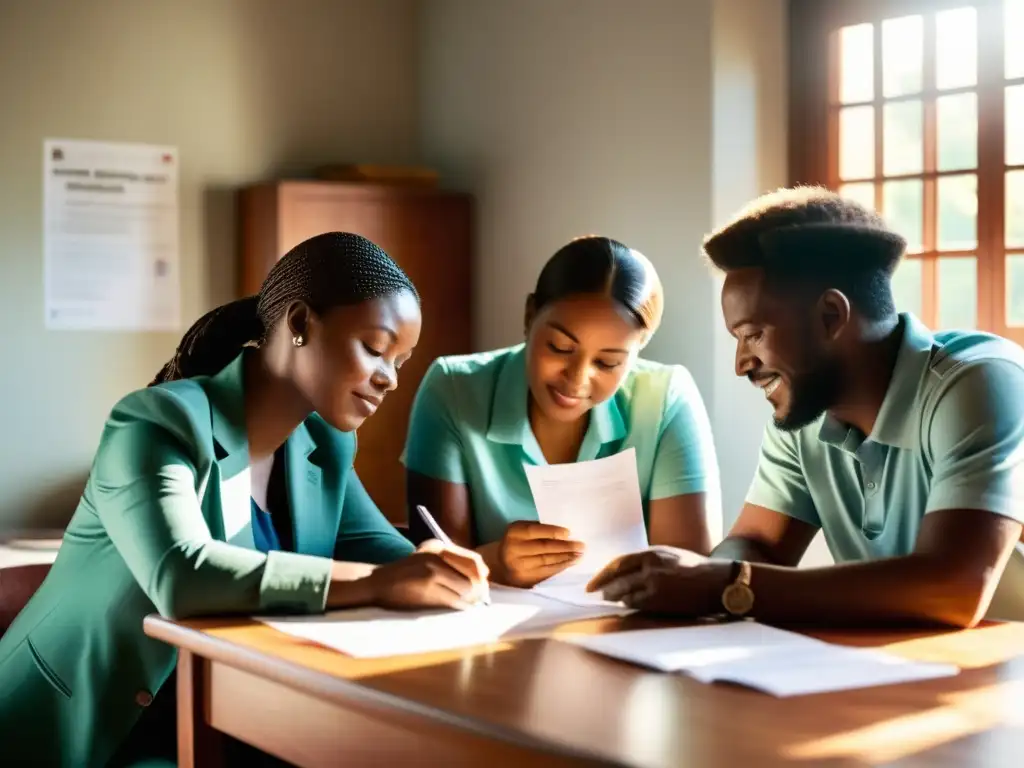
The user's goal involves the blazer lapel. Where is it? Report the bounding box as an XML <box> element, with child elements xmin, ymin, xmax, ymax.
<box><xmin>201</xmin><ymin>353</ymin><xmax>338</xmax><ymax>557</ymax></box>
<box><xmin>204</xmin><ymin>353</ymin><xmax>255</xmax><ymax>548</ymax></box>
<box><xmin>285</xmin><ymin>422</ymin><xmax>333</xmax><ymax>558</ymax></box>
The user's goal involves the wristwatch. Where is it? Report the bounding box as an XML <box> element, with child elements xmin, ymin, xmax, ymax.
<box><xmin>721</xmin><ymin>560</ymin><xmax>754</xmax><ymax>618</ymax></box>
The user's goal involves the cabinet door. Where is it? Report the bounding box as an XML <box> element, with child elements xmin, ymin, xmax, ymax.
<box><xmin>283</xmin><ymin>192</ymin><xmax>389</xmax><ymax>254</ymax></box>
<box><xmin>280</xmin><ymin>186</ymin><xmax>472</xmax><ymax>523</ymax></box>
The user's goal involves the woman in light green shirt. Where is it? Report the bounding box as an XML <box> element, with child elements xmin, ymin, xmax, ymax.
<box><xmin>404</xmin><ymin>236</ymin><xmax>720</xmax><ymax>588</ymax></box>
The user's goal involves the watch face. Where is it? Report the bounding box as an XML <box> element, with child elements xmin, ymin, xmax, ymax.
<box><xmin>723</xmin><ymin>584</ymin><xmax>754</xmax><ymax>615</ymax></box>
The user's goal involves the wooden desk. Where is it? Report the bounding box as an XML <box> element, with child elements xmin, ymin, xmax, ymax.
<box><xmin>144</xmin><ymin>614</ymin><xmax>1024</xmax><ymax>768</ymax></box>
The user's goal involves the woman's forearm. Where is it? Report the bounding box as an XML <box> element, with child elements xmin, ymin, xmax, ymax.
<box><xmin>325</xmin><ymin>562</ymin><xmax>376</xmax><ymax>609</ymax></box>
<box><xmin>476</xmin><ymin>541</ymin><xmax>504</xmax><ymax>582</ymax></box>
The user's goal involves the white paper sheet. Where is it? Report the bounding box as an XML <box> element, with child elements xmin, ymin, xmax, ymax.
<box><xmin>564</xmin><ymin>622</ymin><xmax>959</xmax><ymax>697</ymax></box>
<box><xmin>524</xmin><ymin>449</ymin><xmax>648</xmax><ymax>607</ymax></box>
<box><xmin>489</xmin><ymin>585</ymin><xmax>632</xmax><ymax>627</ymax></box>
<box><xmin>258</xmin><ymin>587</ymin><xmax>631</xmax><ymax>659</ymax></box>
<box><xmin>43</xmin><ymin>138</ymin><xmax>180</xmax><ymax>331</ymax></box>
<box><xmin>529</xmin><ymin>574</ymin><xmax>624</xmax><ymax>608</ymax></box>
<box><xmin>261</xmin><ymin>604</ymin><xmax>539</xmax><ymax>658</ymax></box>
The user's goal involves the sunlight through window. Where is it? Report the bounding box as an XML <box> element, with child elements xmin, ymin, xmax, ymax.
<box><xmin>832</xmin><ymin>5</ymin><xmax>995</xmax><ymax>334</ymax></box>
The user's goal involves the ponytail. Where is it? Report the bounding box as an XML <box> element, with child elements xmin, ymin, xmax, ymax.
<box><xmin>150</xmin><ymin>296</ymin><xmax>263</xmax><ymax>386</ymax></box>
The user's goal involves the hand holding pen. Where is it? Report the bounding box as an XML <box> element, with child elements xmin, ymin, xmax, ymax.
<box><xmin>415</xmin><ymin>505</ymin><xmax>492</xmax><ymax>606</ymax></box>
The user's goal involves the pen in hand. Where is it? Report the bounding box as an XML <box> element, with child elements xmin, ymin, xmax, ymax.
<box><xmin>415</xmin><ymin>505</ymin><xmax>492</xmax><ymax>606</ymax></box>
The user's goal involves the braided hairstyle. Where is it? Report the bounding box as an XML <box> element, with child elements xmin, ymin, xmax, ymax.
<box><xmin>152</xmin><ymin>232</ymin><xmax>417</xmax><ymax>385</ymax></box>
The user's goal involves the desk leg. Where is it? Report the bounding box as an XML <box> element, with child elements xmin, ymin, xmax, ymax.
<box><xmin>177</xmin><ymin>649</ymin><xmax>225</xmax><ymax>768</ymax></box>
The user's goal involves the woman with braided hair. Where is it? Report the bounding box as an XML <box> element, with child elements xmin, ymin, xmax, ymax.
<box><xmin>0</xmin><ymin>232</ymin><xmax>488</xmax><ymax>767</ymax></box>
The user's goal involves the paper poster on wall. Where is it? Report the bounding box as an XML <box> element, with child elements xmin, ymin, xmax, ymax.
<box><xmin>43</xmin><ymin>138</ymin><xmax>181</xmax><ymax>331</ymax></box>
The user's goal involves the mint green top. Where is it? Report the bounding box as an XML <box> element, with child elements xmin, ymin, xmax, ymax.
<box><xmin>746</xmin><ymin>313</ymin><xmax>1024</xmax><ymax>561</ymax></box>
<box><xmin>0</xmin><ymin>352</ymin><xmax>412</xmax><ymax>767</ymax></box>
<box><xmin>402</xmin><ymin>344</ymin><xmax>719</xmax><ymax>544</ymax></box>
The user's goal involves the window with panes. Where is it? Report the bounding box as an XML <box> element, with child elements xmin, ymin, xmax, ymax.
<box><xmin>794</xmin><ymin>0</ymin><xmax>1024</xmax><ymax>344</ymax></box>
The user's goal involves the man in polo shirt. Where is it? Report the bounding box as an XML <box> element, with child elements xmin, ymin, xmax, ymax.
<box><xmin>588</xmin><ymin>186</ymin><xmax>1024</xmax><ymax>627</ymax></box>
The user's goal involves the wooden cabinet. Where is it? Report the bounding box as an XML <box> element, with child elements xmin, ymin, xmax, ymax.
<box><xmin>238</xmin><ymin>181</ymin><xmax>473</xmax><ymax>524</ymax></box>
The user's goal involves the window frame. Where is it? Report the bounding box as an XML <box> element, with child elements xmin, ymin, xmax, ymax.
<box><xmin>789</xmin><ymin>0</ymin><xmax>1023</xmax><ymax>344</ymax></box>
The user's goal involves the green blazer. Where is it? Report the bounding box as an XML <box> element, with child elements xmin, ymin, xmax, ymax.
<box><xmin>0</xmin><ymin>353</ymin><xmax>414</xmax><ymax>767</ymax></box>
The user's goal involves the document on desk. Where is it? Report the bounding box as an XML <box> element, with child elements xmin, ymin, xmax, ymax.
<box><xmin>257</xmin><ymin>588</ymin><xmax>631</xmax><ymax>659</ymax></box>
<box><xmin>525</xmin><ymin>448</ymin><xmax>647</xmax><ymax>608</ymax></box>
<box><xmin>564</xmin><ymin>622</ymin><xmax>960</xmax><ymax>697</ymax></box>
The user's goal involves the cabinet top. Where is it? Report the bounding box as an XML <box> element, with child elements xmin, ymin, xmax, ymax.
<box><xmin>243</xmin><ymin>180</ymin><xmax>471</xmax><ymax>201</ymax></box>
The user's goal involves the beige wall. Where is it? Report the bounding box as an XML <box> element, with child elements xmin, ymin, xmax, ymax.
<box><xmin>419</xmin><ymin>0</ymin><xmax>799</xmax><ymax>540</ymax></box>
<box><xmin>1</xmin><ymin>0</ymin><xmax>796</xmax><ymax>537</ymax></box>
<box><xmin>0</xmin><ymin>0</ymin><xmax>419</xmax><ymax>529</ymax></box>
<box><xmin>417</xmin><ymin>0</ymin><xmax>716</xmax><ymax>399</ymax></box>
<box><xmin>710</xmin><ymin>0</ymin><xmax>789</xmax><ymax>524</ymax></box>
<box><xmin>710</xmin><ymin>0</ymin><xmax>832</xmax><ymax>564</ymax></box>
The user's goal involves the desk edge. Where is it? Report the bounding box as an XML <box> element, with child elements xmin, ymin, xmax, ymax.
<box><xmin>144</xmin><ymin>615</ymin><xmax>627</xmax><ymax>768</ymax></box>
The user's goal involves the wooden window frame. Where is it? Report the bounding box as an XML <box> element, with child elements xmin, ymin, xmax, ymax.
<box><xmin>789</xmin><ymin>0</ymin><xmax>1024</xmax><ymax>345</ymax></box>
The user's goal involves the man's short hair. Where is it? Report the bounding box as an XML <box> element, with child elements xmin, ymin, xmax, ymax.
<box><xmin>703</xmin><ymin>186</ymin><xmax>907</xmax><ymax>320</ymax></box>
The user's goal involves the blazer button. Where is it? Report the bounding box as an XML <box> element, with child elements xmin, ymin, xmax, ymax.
<box><xmin>135</xmin><ymin>690</ymin><xmax>154</xmax><ymax>708</ymax></box>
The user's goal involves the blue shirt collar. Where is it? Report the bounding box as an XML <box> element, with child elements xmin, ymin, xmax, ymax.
<box><xmin>486</xmin><ymin>344</ymin><xmax>627</xmax><ymax>463</ymax></box>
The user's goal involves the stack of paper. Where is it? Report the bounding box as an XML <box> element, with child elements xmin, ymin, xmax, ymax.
<box><xmin>257</xmin><ymin>586</ymin><xmax>630</xmax><ymax>659</ymax></box>
<box><xmin>564</xmin><ymin>622</ymin><xmax>960</xmax><ymax>696</ymax></box>
<box><xmin>524</xmin><ymin>448</ymin><xmax>647</xmax><ymax>608</ymax></box>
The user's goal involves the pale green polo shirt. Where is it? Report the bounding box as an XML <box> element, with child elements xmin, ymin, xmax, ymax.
<box><xmin>747</xmin><ymin>314</ymin><xmax>1024</xmax><ymax>614</ymax></box>
<box><xmin>402</xmin><ymin>344</ymin><xmax>720</xmax><ymax>545</ymax></box>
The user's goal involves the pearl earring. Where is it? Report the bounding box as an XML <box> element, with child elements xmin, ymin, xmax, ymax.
<box><xmin>292</xmin><ymin>334</ymin><xmax>305</xmax><ymax>347</ymax></box>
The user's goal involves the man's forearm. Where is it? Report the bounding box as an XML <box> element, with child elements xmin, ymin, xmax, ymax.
<box><xmin>743</xmin><ymin>554</ymin><xmax>989</xmax><ymax>628</ymax></box>
<box><xmin>710</xmin><ymin>536</ymin><xmax>781</xmax><ymax>564</ymax></box>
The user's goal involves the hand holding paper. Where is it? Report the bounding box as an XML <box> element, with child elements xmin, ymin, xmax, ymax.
<box><xmin>493</xmin><ymin>520</ymin><xmax>586</xmax><ymax>588</ymax></box>
<box><xmin>525</xmin><ymin>449</ymin><xmax>648</xmax><ymax>576</ymax></box>
<box><xmin>523</xmin><ymin>449</ymin><xmax>650</xmax><ymax>607</ymax></box>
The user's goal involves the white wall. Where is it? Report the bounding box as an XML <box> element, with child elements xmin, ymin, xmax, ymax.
<box><xmin>0</xmin><ymin>0</ymin><xmax>419</xmax><ymax>529</ymax></box>
<box><xmin>417</xmin><ymin>0</ymin><xmax>717</xmax><ymax>400</ymax></box>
